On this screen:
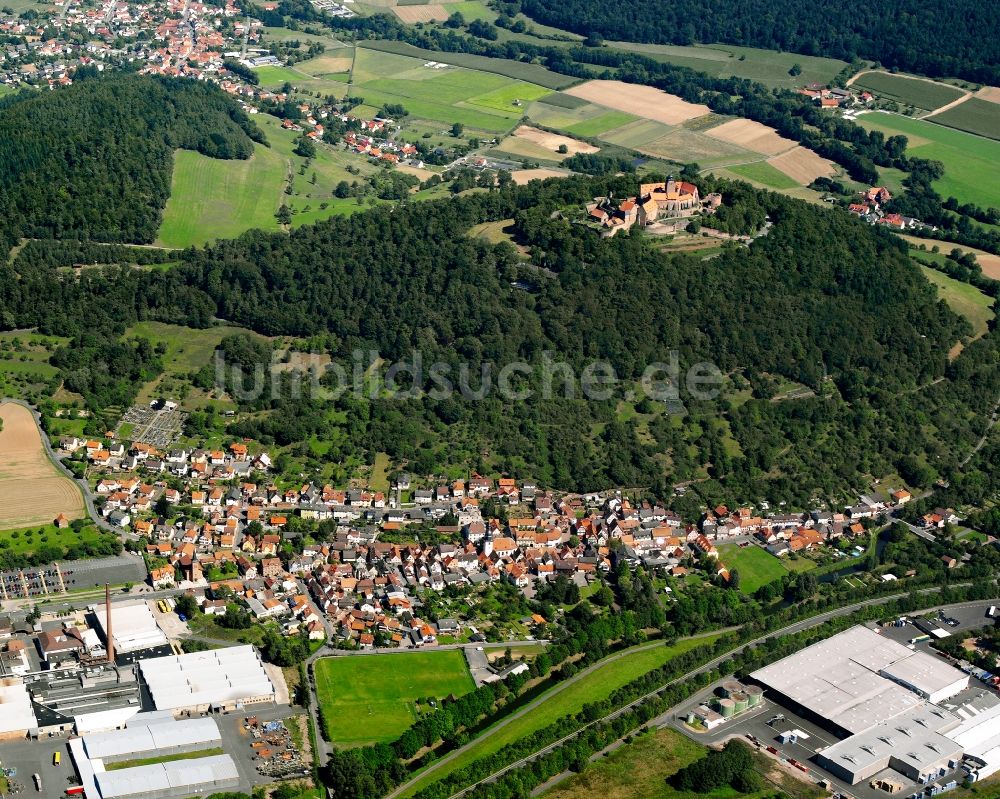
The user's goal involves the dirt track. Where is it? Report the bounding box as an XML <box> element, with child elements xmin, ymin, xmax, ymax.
<box><xmin>0</xmin><ymin>402</ymin><xmax>84</xmax><ymax>528</ymax></box>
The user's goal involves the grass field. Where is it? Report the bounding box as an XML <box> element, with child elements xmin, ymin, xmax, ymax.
<box><xmin>918</xmin><ymin>266</ymin><xmax>995</xmax><ymax>341</ymax></box>
<box><xmin>716</xmin><ymin>543</ymin><xmax>788</xmax><ymax>593</ymax></box>
<box><xmin>543</xmin><ymin>727</ymin><xmax>824</xmax><ymax>799</ymax></box>
<box><xmin>401</xmin><ymin>634</ymin><xmax>722</xmax><ymax>797</ymax></box>
<box><xmin>254</xmin><ymin>64</ymin><xmax>309</xmax><ymax>87</ymax></box>
<box><xmin>606</xmin><ymin>41</ymin><xmax>847</xmax><ymax>91</ymax></box>
<box><xmin>126</xmin><ymin>322</ymin><xmax>266</xmax><ymax>376</ymax></box>
<box><xmin>105</xmin><ymin>748</ymin><xmax>225</xmax><ymax>771</ymax></box>
<box><xmin>157</xmin><ymin>144</ymin><xmax>286</xmax><ymax>247</ymax></box>
<box><xmin>856</xmin><ymin>112</ymin><xmax>1000</xmax><ymax>208</ymax></box>
<box><xmin>930</xmin><ymin>97</ymin><xmax>1000</xmax><ymax>141</ymax></box>
<box><xmin>315</xmin><ymin>651</ymin><xmax>474</xmax><ymax>746</ymax></box>
<box><xmin>565</xmin><ymin>111</ymin><xmax>638</xmax><ymax>137</ymax></box>
<box><xmin>0</xmin><ymin>522</ymin><xmax>111</xmax><ymax>556</ymax></box>
<box><xmin>853</xmin><ymin>72</ymin><xmax>965</xmax><ymax>112</ymax></box>
<box><xmin>719</xmin><ymin>161</ymin><xmax>801</xmax><ymax>189</ymax></box>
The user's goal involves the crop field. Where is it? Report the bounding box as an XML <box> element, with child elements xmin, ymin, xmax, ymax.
<box><xmin>0</xmin><ymin>402</ymin><xmax>84</xmax><ymax>530</ymax></box>
<box><xmin>294</xmin><ymin>53</ymin><xmax>354</xmax><ymax>77</ymax></box>
<box><xmin>505</xmin><ymin>125</ymin><xmax>597</xmax><ymax>156</ymax></box>
<box><xmin>717</xmin><ymin>543</ymin><xmax>788</xmax><ymax>592</ymax></box>
<box><xmin>314</xmin><ymin>651</ymin><xmax>474</xmax><ymax>746</ymax></box>
<box><xmin>903</xmin><ymin>236</ymin><xmax>1000</xmax><ymax>280</ymax></box>
<box><xmin>766</xmin><ymin>146</ymin><xmax>836</xmax><ymax>184</ymax></box>
<box><xmin>350</xmin><ymin>49</ymin><xmax>554</xmax><ymax>132</ymax></box>
<box><xmin>511</xmin><ymin>167</ymin><xmax>568</xmax><ymax>184</ymax></box>
<box><xmin>606</xmin><ymin>41</ymin><xmax>847</xmax><ymax>91</ymax></box>
<box><xmin>359</xmin><ymin>41</ymin><xmax>575</xmax><ymax>90</ymax></box>
<box><xmin>855</xmin><ymin>112</ymin><xmax>1000</xmax><ymax>208</ymax></box>
<box><xmin>597</xmin><ymin>118</ymin><xmax>674</xmax><ymax>149</ymax></box>
<box><xmin>564</xmin><ymin>80</ymin><xmax>711</xmax><ymax>125</ymax></box>
<box><xmin>632</xmin><ymin>127</ymin><xmax>756</xmax><ymax>168</ymax></box>
<box><xmin>565</xmin><ymin>111</ymin><xmax>638</xmax><ymax>137</ymax></box>
<box><xmin>705</xmin><ymin>118</ymin><xmax>795</xmax><ymax>155</ymax></box>
<box><xmin>930</xmin><ymin>97</ymin><xmax>1000</xmax><ymax>141</ymax></box>
<box><xmin>724</xmin><ymin>160</ymin><xmax>800</xmax><ymax>189</ymax></box>
<box><xmin>157</xmin><ymin>144</ymin><xmax>285</xmax><ymax>247</ymax></box>
<box><xmin>392</xmin><ymin>3</ymin><xmax>449</xmax><ymax>21</ymax></box>
<box><xmin>853</xmin><ymin>71</ymin><xmax>966</xmax><ymax>112</ymax></box>
<box><xmin>400</xmin><ymin>634</ymin><xmax>723</xmax><ymax>797</ymax></box>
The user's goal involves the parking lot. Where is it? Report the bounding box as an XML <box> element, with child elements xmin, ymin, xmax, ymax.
<box><xmin>0</xmin><ymin>733</ymin><xmax>77</xmax><ymax>796</ymax></box>
<box><xmin>669</xmin><ymin>600</ymin><xmax>1000</xmax><ymax>799</ymax></box>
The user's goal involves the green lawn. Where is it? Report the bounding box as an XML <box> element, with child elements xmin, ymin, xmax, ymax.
<box><xmin>725</xmin><ymin>161</ymin><xmax>801</xmax><ymax>189</ymax></box>
<box><xmin>0</xmin><ymin>523</ymin><xmax>110</xmax><ymax>557</ymax></box>
<box><xmin>565</xmin><ymin>111</ymin><xmax>638</xmax><ymax>137</ymax></box>
<box><xmin>931</xmin><ymin>97</ymin><xmax>1000</xmax><ymax>141</ymax></box>
<box><xmin>157</xmin><ymin>144</ymin><xmax>286</xmax><ymax>247</ymax></box>
<box><xmin>254</xmin><ymin>64</ymin><xmax>309</xmax><ymax>87</ymax></box>
<box><xmin>370</xmin><ymin>451</ymin><xmax>391</xmax><ymax>492</ymax></box>
<box><xmin>855</xmin><ymin>112</ymin><xmax>1000</xmax><ymax>208</ymax></box>
<box><xmin>105</xmin><ymin>748</ymin><xmax>225</xmax><ymax>771</ymax></box>
<box><xmin>315</xmin><ymin>651</ymin><xmax>475</xmax><ymax>746</ymax></box>
<box><xmin>853</xmin><ymin>72</ymin><xmax>965</xmax><ymax>112</ymax></box>
<box><xmin>918</xmin><ymin>265</ymin><xmax>995</xmax><ymax>340</ymax></box>
<box><xmin>401</xmin><ymin>634</ymin><xmax>721</xmax><ymax>797</ymax></box>
<box><xmin>126</xmin><ymin>321</ymin><xmax>267</xmax><ymax>374</ymax></box>
<box><xmin>716</xmin><ymin>543</ymin><xmax>788</xmax><ymax>593</ymax></box>
<box><xmin>466</xmin><ymin>81</ymin><xmax>552</xmax><ymax>112</ymax></box>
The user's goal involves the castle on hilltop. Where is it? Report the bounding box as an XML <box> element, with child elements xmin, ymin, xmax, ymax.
<box><xmin>586</xmin><ymin>178</ymin><xmax>721</xmax><ymax>235</ymax></box>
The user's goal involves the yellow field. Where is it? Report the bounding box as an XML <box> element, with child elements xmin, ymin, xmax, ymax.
<box><xmin>511</xmin><ymin>168</ymin><xmax>568</xmax><ymax>184</ymax></box>
<box><xmin>766</xmin><ymin>146</ymin><xmax>836</xmax><ymax>183</ymax></box>
<box><xmin>705</xmin><ymin>118</ymin><xmax>795</xmax><ymax>155</ymax></box>
<box><xmin>563</xmin><ymin>80</ymin><xmax>710</xmax><ymax>125</ymax></box>
<box><xmin>393</xmin><ymin>4</ymin><xmax>449</xmax><ymax>22</ymax></box>
<box><xmin>0</xmin><ymin>402</ymin><xmax>84</xmax><ymax>529</ymax></box>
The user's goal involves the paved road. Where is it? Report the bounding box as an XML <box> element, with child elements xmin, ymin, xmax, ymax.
<box><xmin>441</xmin><ymin>586</ymin><xmax>994</xmax><ymax>799</ymax></box>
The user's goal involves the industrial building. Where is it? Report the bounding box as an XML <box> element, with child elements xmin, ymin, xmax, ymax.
<box><xmin>0</xmin><ymin>677</ymin><xmax>37</xmax><ymax>739</ymax></box>
<box><xmin>91</xmin><ymin>600</ymin><xmax>168</xmax><ymax>654</ymax></box>
<box><xmin>68</xmin><ymin>714</ymin><xmax>241</xmax><ymax>799</ymax></box>
<box><xmin>749</xmin><ymin>625</ymin><xmax>1000</xmax><ymax>787</ymax></box>
<box><xmin>138</xmin><ymin>644</ymin><xmax>275</xmax><ymax>713</ymax></box>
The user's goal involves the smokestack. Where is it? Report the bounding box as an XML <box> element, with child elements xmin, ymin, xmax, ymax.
<box><xmin>105</xmin><ymin>583</ymin><xmax>114</xmax><ymax>665</ymax></box>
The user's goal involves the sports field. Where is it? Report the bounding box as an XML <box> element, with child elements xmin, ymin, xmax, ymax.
<box><xmin>853</xmin><ymin>72</ymin><xmax>966</xmax><ymax>112</ymax></box>
<box><xmin>157</xmin><ymin>144</ymin><xmax>285</xmax><ymax>247</ymax></box>
<box><xmin>717</xmin><ymin>543</ymin><xmax>788</xmax><ymax>593</ymax></box>
<box><xmin>0</xmin><ymin>402</ymin><xmax>84</xmax><ymax>530</ymax></box>
<box><xmin>314</xmin><ymin>651</ymin><xmax>475</xmax><ymax>746</ymax></box>
<box><xmin>856</xmin><ymin>112</ymin><xmax>1000</xmax><ymax>209</ymax></box>
<box><xmin>930</xmin><ymin>97</ymin><xmax>1000</xmax><ymax>141</ymax></box>
<box><xmin>400</xmin><ymin>634</ymin><xmax>722</xmax><ymax>797</ymax></box>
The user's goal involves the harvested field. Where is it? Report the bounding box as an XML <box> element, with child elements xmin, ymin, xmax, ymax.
<box><xmin>705</xmin><ymin>118</ymin><xmax>795</xmax><ymax>155</ymax></box>
<box><xmin>510</xmin><ymin>125</ymin><xmax>597</xmax><ymax>155</ymax></box>
<box><xmin>296</xmin><ymin>54</ymin><xmax>354</xmax><ymax>76</ymax></box>
<box><xmin>975</xmin><ymin>86</ymin><xmax>1000</xmax><ymax>104</ymax></box>
<box><xmin>511</xmin><ymin>168</ymin><xmax>568</xmax><ymax>184</ymax></box>
<box><xmin>563</xmin><ymin>80</ymin><xmax>710</xmax><ymax>125</ymax></box>
<box><xmin>766</xmin><ymin>146</ymin><xmax>836</xmax><ymax>183</ymax></box>
<box><xmin>901</xmin><ymin>235</ymin><xmax>1000</xmax><ymax>280</ymax></box>
<box><xmin>392</xmin><ymin>3</ymin><xmax>448</xmax><ymax>21</ymax></box>
<box><xmin>395</xmin><ymin>164</ymin><xmax>436</xmax><ymax>180</ymax></box>
<box><xmin>0</xmin><ymin>402</ymin><xmax>84</xmax><ymax>529</ymax></box>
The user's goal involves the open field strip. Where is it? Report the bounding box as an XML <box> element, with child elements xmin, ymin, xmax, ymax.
<box><xmin>723</xmin><ymin>161</ymin><xmax>800</xmax><ymax>190</ymax></box>
<box><xmin>393</xmin><ymin>3</ymin><xmax>449</xmax><ymax>21</ymax></box>
<box><xmin>766</xmin><ymin>146</ymin><xmax>836</xmax><ymax>184</ymax></box>
<box><xmin>852</xmin><ymin>71</ymin><xmax>967</xmax><ymax>112</ymax></box>
<box><xmin>901</xmin><ymin>235</ymin><xmax>1000</xmax><ymax>279</ymax></box>
<box><xmin>398</xmin><ymin>634</ymin><xmax>722</xmax><ymax>797</ymax></box>
<box><xmin>512</xmin><ymin>168</ymin><xmax>569</xmax><ymax>184</ymax></box>
<box><xmin>315</xmin><ymin>650</ymin><xmax>475</xmax><ymax>746</ymax></box>
<box><xmin>717</xmin><ymin>543</ymin><xmax>788</xmax><ymax>592</ymax></box>
<box><xmin>505</xmin><ymin>125</ymin><xmax>597</xmax><ymax>157</ymax></box>
<box><xmin>918</xmin><ymin>267</ymin><xmax>995</xmax><ymax>342</ymax></box>
<box><xmin>0</xmin><ymin>402</ymin><xmax>84</xmax><ymax>529</ymax></box>
<box><xmin>855</xmin><ymin>112</ymin><xmax>1000</xmax><ymax>208</ymax></box>
<box><xmin>975</xmin><ymin>87</ymin><xmax>1000</xmax><ymax>104</ymax></box>
<box><xmin>563</xmin><ymin>80</ymin><xmax>711</xmax><ymax>125</ymax></box>
<box><xmin>928</xmin><ymin>97</ymin><xmax>1000</xmax><ymax>141</ymax></box>
<box><xmin>704</xmin><ymin>118</ymin><xmax>796</xmax><ymax>155</ymax></box>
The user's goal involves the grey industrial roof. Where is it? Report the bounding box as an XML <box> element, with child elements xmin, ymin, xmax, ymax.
<box><xmin>83</xmin><ymin>717</ymin><xmax>221</xmax><ymax>760</ymax></box>
<box><xmin>94</xmin><ymin>754</ymin><xmax>238</xmax><ymax>799</ymax></box>
<box><xmin>138</xmin><ymin>644</ymin><xmax>274</xmax><ymax>711</ymax></box>
<box><xmin>751</xmin><ymin>626</ymin><xmax>967</xmax><ymax>733</ymax></box>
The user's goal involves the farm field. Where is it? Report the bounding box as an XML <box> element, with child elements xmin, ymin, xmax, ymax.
<box><xmin>511</xmin><ymin>168</ymin><xmax>568</xmax><ymax>184</ymax></box>
<box><xmin>606</xmin><ymin>41</ymin><xmax>847</xmax><ymax>91</ymax></box>
<box><xmin>629</xmin><ymin>127</ymin><xmax>757</xmax><ymax>169</ymax></box>
<box><xmin>902</xmin><ymin>236</ymin><xmax>1000</xmax><ymax>279</ymax></box>
<box><xmin>705</xmin><ymin>118</ymin><xmax>795</xmax><ymax>155</ymax></box>
<box><xmin>563</xmin><ymin>80</ymin><xmax>710</xmax><ymax>125</ymax></box>
<box><xmin>314</xmin><ymin>651</ymin><xmax>474</xmax><ymax>746</ymax></box>
<box><xmin>917</xmin><ymin>266</ymin><xmax>995</xmax><ymax>342</ymax></box>
<box><xmin>294</xmin><ymin>53</ymin><xmax>354</xmax><ymax>77</ymax></box>
<box><xmin>930</xmin><ymin>97</ymin><xmax>1000</xmax><ymax>141</ymax></box>
<box><xmin>724</xmin><ymin>161</ymin><xmax>800</xmax><ymax>189</ymax></box>
<box><xmin>543</xmin><ymin>727</ymin><xmax>824</xmax><ymax>799</ymax></box>
<box><xmin>855</xmin><ymin>112</ymin><xmax>1000</xmax><ymax>208</ymax></box>
<box><xmin>0</xmin><ymin>402</ymin><xmax>84</xmax><ymax>530</ymax></box>
<box><xmin>392</xmin><ymin>3</ymin><xmax>449</xmax><ymax>22</ymax></box>
<box><xmin>157</xmin><ymin>144</ymin><xmax>285</xmax><ymax>247</ymax></box>
<box><xmin>497</xmin><ymin>125</ymin><xmax>597</xmax><ymax>161</ymax></box>
<box><xmin>716</xmin><ymin>543</ymin><xmax>789</xmax><ymax>592</ymax></box>
<box><xmin>349</xmin><ymin>47</ymin><xmax>553</xmax><ymax>133</ymax></box>
<box><xmin>564</xmin><ymin>111</ymin><xmax>638</xmax><ymax>137</ymax></box>
<box><xmin>766</xmin><ymin>146</ymin><xmax>836</xmax><ymax>184</ymax></box>
<box><xmin>852</xmin><ymin>71</ymin><xmax>966</xmax><ymax>112</ymax></box>
<box><xmin>400</xmin><ymin>634</ymin><xmax>722</xmax><ymax>797</ymax></box>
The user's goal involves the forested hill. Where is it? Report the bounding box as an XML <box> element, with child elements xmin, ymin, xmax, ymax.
<box><xmin>0</xmin><ymin>74</ymin><xmax>262</xmax><ymax>249</ymax></box>
<box><xmin>516</xmin><ymin>0</ymin><xmax>1000</xmax><ymax>84</ymax></box>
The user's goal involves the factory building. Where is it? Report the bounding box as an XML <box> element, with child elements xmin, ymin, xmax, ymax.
<box><xmin>93</xmin><ymin>756</ymin><xmax>240</xmax><ymax>799</ymax></box>
<box><xmin>0</xmin><ymin>677</ymin><xmax>37</xmax><ymax>739</ymax></box>
<box><xmin>91</xmin><ymin>601</ymin><xmax>168</xmax><ymax>654</ymax></box>
<box><xmin>81</xmin><ymin>716</ymin><xmax>222</xmax><ymax>763</ymax></box>
<box><xmin>138</xmin><ymin>644</ymin><xmax>275</xmax><ymax>713</ymax></box>
<box><xmin>750</xmin><ymin>625</ymin><xmax>978</xmax><ymax>785</ymax></box>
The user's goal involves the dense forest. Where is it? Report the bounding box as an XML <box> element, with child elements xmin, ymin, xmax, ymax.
<box><xmin>0</xmin><ymin>73</ymin><xmax>261</xmax><ymax>248</ymax></box>
<box><xmin>515</xmin><ymin>0</ymin><xmax>1000</xmax><ymax>84</ymax></box>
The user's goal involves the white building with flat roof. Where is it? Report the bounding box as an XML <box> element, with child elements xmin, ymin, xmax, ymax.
<box><xmin>93</xmin><ymin>754</ymin><xmax>239</xmax><ymax>799</ymax></box>
<box><xmin>91</xmin><ymin>601</ymin><xmax>168</xmax><ymax>653</ymax></box>
<box><xmin>138</xmin><ymin>645</ymin><xmax>276</xmax><ymax>713</ymax></box>
<box><xmin>0</xmin><ymin>677</ymin><xmax>37</xmax><ymax>739</ymax></box>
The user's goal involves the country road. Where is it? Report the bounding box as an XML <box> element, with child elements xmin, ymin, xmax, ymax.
<box><xmin>440</xmin><ymin>587</ymin><xmax>995</xmax><ymax>799</ymax></box>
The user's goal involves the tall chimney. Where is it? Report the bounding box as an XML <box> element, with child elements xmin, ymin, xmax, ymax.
<box><xmin>105</xmin><ymin>583</ymin><xmax>114</xmax><ymax>665</ymax></box>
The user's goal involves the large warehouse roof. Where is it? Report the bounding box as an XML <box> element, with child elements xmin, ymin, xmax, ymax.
<box><xmin>751</xmin><ymin>626</ymin><xmax>967</xmax><ymax>733</ymax></box>
<box><xmin>94</xmin><ymin>754</ymin><xmax>239</xmax><ymax>799</ymax></box>
<box><xmin>83</xmin><ymin>717</ymin><xmax>222</xmax><ymax>760</ymax></box>
<box><xmin>139</xmin><ymin>645</ymin><xmax>274</xmax><ymax>711</ymax></box>
<box><xmin>0</xmin><ymin>677</ymin><xmax>37</xmax><ymax>735</ymax></box>
<box><xmin>91</xmin><ymin>601</ymin><xmax>168</xmax><ymax>653</ymax></box>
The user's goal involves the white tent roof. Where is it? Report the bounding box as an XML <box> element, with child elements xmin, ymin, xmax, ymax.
<box><xmin>0</xmin><ymin>678</ymin><xmax>37</xmax><ymax>735</ymax></box>
<box><xmin>138</xmin><ymin>645</ymin><xmax>275</xmax><ymax>711</ymax></box>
